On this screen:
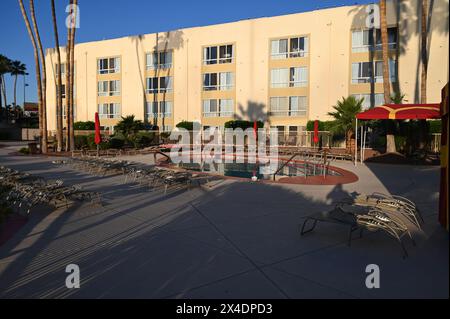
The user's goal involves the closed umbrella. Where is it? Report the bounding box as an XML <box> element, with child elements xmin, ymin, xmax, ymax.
<box><xmin>313</xmin><ymin>120</ymin><xmax>319</xmax><ymax>145</ymax></box>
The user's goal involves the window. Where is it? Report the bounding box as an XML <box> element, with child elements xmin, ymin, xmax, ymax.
<box><xmin>97</xmin><ymin>57</ymin><xmax>120</xmax><ymax>74</ymax></box>
<box><xmin>203</xmin><ymin>72</ymin><xmax>234</xmax><ymax>91</ymax></box>
<box><xmin>269</xmin><ymin>96</ymin><xmax>307</xmax><ymax>117</ymax></box>
<box><xmin>58</xmin><ymin>84</ymin><xmax>66</xmax><ymax>99</ymax></box>
<box><xmin>352</xmin><ymin>29</ymin><xmax>374</xmax><ymax>52</ymax></box>
<box><xmin>289</xmin><ymin>37</ymin><xmax>309</xmax><ymax>58</ymax></box>
<box><xmin>159</xmin><ymin>101</ymin><xmax>173</xmax><ymax>117</ymax></box>
<box><xmin>219</xmin><ymin>99</ymin><xmax>233</xmax><ymax>117</ymax></box>
<box><xmin>203</xmin><ymin>46</ymin><xmax>218</xmax><ymax>65</ymax></box>
<box><xmin>98</xmin><ymin>103</ymin><xmax>121</xmax><ymax>119</ymax></box>
<box><xmin>352</xmin><ymin>28</ymin><xmax>398</xmax><ymax>52</ymax></box>
<box><xmin>203</xmin><ymin>73</ymin><xmax>218</xmax><ymax>91</ymax></box>
<box><xmin>159</xmin><ymin>76</ymin><xmax>173</xmax><ymax>93</ymax></box>
<box><xmin>375</xmin><ymin>27</ymin><xmax>398</xmax><ymax>50</ymax></box>
<box><xmin>162</xmin><ymin>125</ymin><xmax>172</xmax><ymax>132</ymax></box>
<box><xmin>146</xmin><ymin>77</ymin><xmax>158</xmax><ymax>93</ymax></box>
<box><xmin>62</xmin><ymin>103</ymin><xmax>76</xmax><ymax>119</ymax></box>
<box><xmin>56</xmin><ymin>63</ymin><xmax>65</xmax><ymax>76</ymax></box>
<box><xmin>146</xmin><ymin>51</ymin><xmax>173</xmax><ymax>70</ymax></box>
<box><xmin>98</xmin><ymin>80</ymin><xmax>120</xmax><ymax>96</ymax></box>
<box><xmin>271</xmin><ymin>68</ymin><xmax>289</xmax><ymax>88</ymax></box>
<box><xmin>269</xmin><ymin>97</ymin><xmax>288</xmax><ymax>116</ymax></box>
<box><xmin>203</xmin><ymin>44</ymin><xmax>234</xmax><ymax>65</ymax></box>
<box><xmin>271</xmin><ymin>67</ymin><xmax>307</xmax><ymax>88</ymax></box>
<box><xmin>219</xmin><ymin>45</ymin><xmax>233</xmax><ymax>63</ymax></box>
<box><xmin>146</xmin><ymin>101</ymin><xmax>173</xmax><ymax>118</ymax></box>
<box><xmin>202</xmin><ymin>99</ymin><xmax>234</xmax><ymax>117</ymax></box>
<box><xmin>374</xmin><ymin>60</ymin><xmax>397</xmax><ymax>83</ymax></box>
<box><xmin>203</xmin><ymin>99</ymin><xmax>218</xmax><ymax>117</ymax></box>
<box><xmin>289</xmin><ymin>96</ymin><xmax>307</xmax><ymax>116</ymax></box>
<box><xmin>146</xmin><ymin>77</ymin><xmax>173</xmax><ymax>93</ymax></box>
<box><xmin>352</xmin><ymin>60</ymin><xmax>396</xmax><ymax>84</ymax></box>
<box><xmin>271</xmin><ymin>37</ymin><xmax>308</xmax><ymax>59</ymax></box>
<box><xmin>271</xmin><ymin>39</ymin><xmax>288</xmax><ymax>59</ymax></box>
<box><xmin>352</xmin><ymin>93</ymin><xmax>384</xmax><ymax>110</ymax></box>
<box><xmin>351</xmin><ymin>62</ymin><xmax>373</xmax><ymax>83</ymax></box>
<box><xmin>289</xmin><ymin>67</ymin><xmax>308</xmax><ymax>87</ymax></box>
<box><xmin>219</xmin><ymin>72</ymin><xmax>234</xmax><ymax>90</ymax></box>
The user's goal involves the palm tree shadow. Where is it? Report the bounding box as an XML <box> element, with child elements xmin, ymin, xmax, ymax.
<box><xmin>234</xmin><ymin>100</ymin><xmax>269</xmax><ymax>126</ymax></box>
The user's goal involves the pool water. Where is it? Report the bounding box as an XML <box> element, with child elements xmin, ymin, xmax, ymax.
<box><xmin>176</xmin><ymin>161</ymin><xmax>341</xmax><ymax>180</ymax></box>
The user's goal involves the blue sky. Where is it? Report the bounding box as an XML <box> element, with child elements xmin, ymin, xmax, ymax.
<box><xmin>0</xmin><ymin>0</ymin><xmax>374</xmax><ymax>104</ymax></box>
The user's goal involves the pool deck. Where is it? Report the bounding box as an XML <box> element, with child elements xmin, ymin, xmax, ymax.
<box><xmin>0</xmin><ymin>141</ymin><xmax>448</xmax><ymax>298</ymax></box>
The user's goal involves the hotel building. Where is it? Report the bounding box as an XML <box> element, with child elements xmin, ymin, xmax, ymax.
<box><xmin>45</xmin><ymin>0</ymin><xmax>449</xmax><ymax>134</ymax></box>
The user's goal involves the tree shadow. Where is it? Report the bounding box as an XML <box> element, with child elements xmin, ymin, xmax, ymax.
<box><xmin>347</xmin><ymin>1</ymin><xmax>449</xmax><ymax>102</ymax></box>
<box><xmin>234</xmin><ymin>100</ymin><xmax>269</xmax><ymax>126</ymax></box>
<box><xmin>129</xmin><ymin>30</ymin><xmax>185</xmax><ymax>127</ymax></box>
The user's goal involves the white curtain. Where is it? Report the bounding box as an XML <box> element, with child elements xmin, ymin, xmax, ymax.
<box><xmin>351</xmin><ymin>63</ymin><xmax>359</xmax><ymax>83</ymax></box>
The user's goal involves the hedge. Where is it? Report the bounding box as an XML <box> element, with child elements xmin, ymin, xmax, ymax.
<box><xmin>224</xmin><ymin>120</ymin><xmax>264</xmax><ymax>130</ymax></box>
<box><xmin>74</xmin><ymin>121</ymin><xmax>95</xmax><ymax>130</ymax></box>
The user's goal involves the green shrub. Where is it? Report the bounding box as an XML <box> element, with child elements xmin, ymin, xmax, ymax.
<box><xmin>160</xmin><ymin>132</ymin><xmax>171</xmax><ymax>139</ymax></box>
<box><xmin>132</xmin><ymin>132</ymin><xmax>155</xmax><ymax>148</ymax></box>
<box><xmin>18</xmin><ymin>147</ymin><xmax>30</xmax><ymax>155</ymax></box>
<box><xmin>306</xmin><ymin>120</ymin><xmax>336</xmax><ymax>132</ymax></box>
<box><xmin>429</xmin><ymin>120</ymin><xmax>441</xmax><ymax>134</ymax></box>
<box><xmin>108</xmin><ymin>136</ymin><xmax>125</xmax><ymax>149</ymax></box>
<box><xmin>74</xmin><ymin>121</ymin><xmax>95</xmax><ymax>130</ymax></box>
<box><xmin>395</xmin><ymin>135</ymin><xmax>407</xmax><ymax>152</ymax></box>
<box><xmin>86</xmin><ymin>133</ymin><xmax>108</xmax><ymax>150</ymax></box>
<box><xmin>224</xmin><ymin>120</ymin><xmax>263</xmax><ymax>130</ymax></box>
<box><xmin>74</xmin><ymin>135</ymin><xmax>88</xmax><ymax>149</ymax></box>
<box><xmin>176</xmin><ymin>121</ymin><xmax>201</xmax><ymax>131</ymax></box>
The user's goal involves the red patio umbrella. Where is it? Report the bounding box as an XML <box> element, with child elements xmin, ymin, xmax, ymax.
<box><xmin>94</xmin><ymin>112</ymin><xmax>101</xmax><ymax>154</ymax></box>
<box><xmin>313</xmin><ymin>120</ymin><xmax>319</xmax><ymax>144</ymax></box>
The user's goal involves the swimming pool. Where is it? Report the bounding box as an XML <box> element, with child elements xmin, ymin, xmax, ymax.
<box><xmin>176</xmin><ymin>160</ymin><xmax>341</xmax><ymax>180</ymax></box>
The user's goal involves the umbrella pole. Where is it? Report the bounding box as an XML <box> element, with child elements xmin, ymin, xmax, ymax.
<box><xmin>355</xmin><ymin>118</ymin><xmax>358</xmax><ymax>166</ymax></box>
<box><xmin>360</xmin><ymin>124</ymin><xmax>363</xmax><ymax>164</ymax></box>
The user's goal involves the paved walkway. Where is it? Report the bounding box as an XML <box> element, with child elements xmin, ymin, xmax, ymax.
<box><xmin>0</xmin><ymin>141</ymin><xmax>448</xmax><ymax>298</ymax></box>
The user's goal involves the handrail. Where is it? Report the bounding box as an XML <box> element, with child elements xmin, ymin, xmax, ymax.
<box><xmin>272</xmin><ymin>152</ymin><xmax>304</xmax><ymax>181</ymax></box>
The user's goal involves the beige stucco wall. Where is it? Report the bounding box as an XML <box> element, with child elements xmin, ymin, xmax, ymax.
<box><xmin>45</xmin><ymin>0</ymin><xmax>449</xmax><ymax>132</ymax></box>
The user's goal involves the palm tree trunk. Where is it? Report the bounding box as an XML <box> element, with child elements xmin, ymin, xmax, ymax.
<box><xmin>51</xmin><ymin>0</ymin><xmax>63</xmax><ymax>152</ymax></box>
<box><xmin>380</xmin><ymin>0</ymin><xmax>396</xmax><ymax>153</ymax></box>
<box><xmin>65</xmin><ymin>0</ymin><xmax>73</xmax><ymax>151</ymax></box>
<box><xmin>69</xmin><ymin>0</ymin><xmax>78</xmax><ymax>151</ymax></box>
<box><xmin>421</xmin><ymin>0</ymin><xmax>428</xmax><ymax>103</ymax></box>
<box><xmin>29</xmin><ymin>0</ymin><xmax>48</xmax><ymax>153</ymax></box>
<box><xmin>13</xmin><ymin>75</ymin><xmax>18</xmax><ymax>107</ymax></box>
<box><xmin>18</xmin><ymin>0</ymin><xmax>45</xmax><ymax>152</ymax></box>
<box><xmin>419</xmin><ymin>0</ymin><xmax>429</xmax><ymax>150</ymax></box>
<box><xmin>1</xmin><ymin>75</ymin><xmax>7</xmax><ymax>108</ymax></box>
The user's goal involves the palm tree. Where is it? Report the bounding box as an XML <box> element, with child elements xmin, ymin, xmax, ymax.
<box><xmin>419</xmin><ymin>0</ymin><xmax>429</xmax><ymax>150</ymax></box>
<box><xmin>115</xmin><ymin>115</ymin><xmax>144</xmax><ymax>144</ymax></box>
<box><xmin>0</xmin><ymin>55</ymin><xmax>12</xmax><ymax>119</ymax></box>
<box><xmin>421</xmin><ymin>0</ymin><xmax>428</xmax><ymax>103</ymax></box>
<box><xmin>379</xmin><ymin>0</ymin><xmax>396</xmax><ymax>153</ymax></box>
<box><xmin>18</xmin><ymin>0</ymin><xmax>47</xmax><ymax>153</ymax></box>
<box><xmin>0</xmin><ymin>55</ymin><xmax>11</xmax><ymax>113</ymax></box>
<box><xmin>29</xmin><ymin>0</ymin><xmax>48</xmax><ymax>153</ymax></box>
<box><xmin>10</xmin><ymin>60</ymin><xmax>26</xmax><ymax>108</ymax></box>
<box><xmin>51</xmin><ymin>0</ymin><xmax>63</xmax><ymax>152</ymax></box>
<box><xmin>65</xmin><ymin>0</ymin><xmax>78</xmax><ymax>151</ymax></box>
<box><xmin>69</xmin><ymin>0</ymin><xmax>78</xmax><ymax>151</ymax></box>
<box><xmin>327</xmin><ymin>96</ymin><xmax>363</xmax><ymax>154</ymax></box>
<box><xmin>65</xmin><ymin>0</ymin><xmax>73</xmax><ymax>151</ymax></box>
